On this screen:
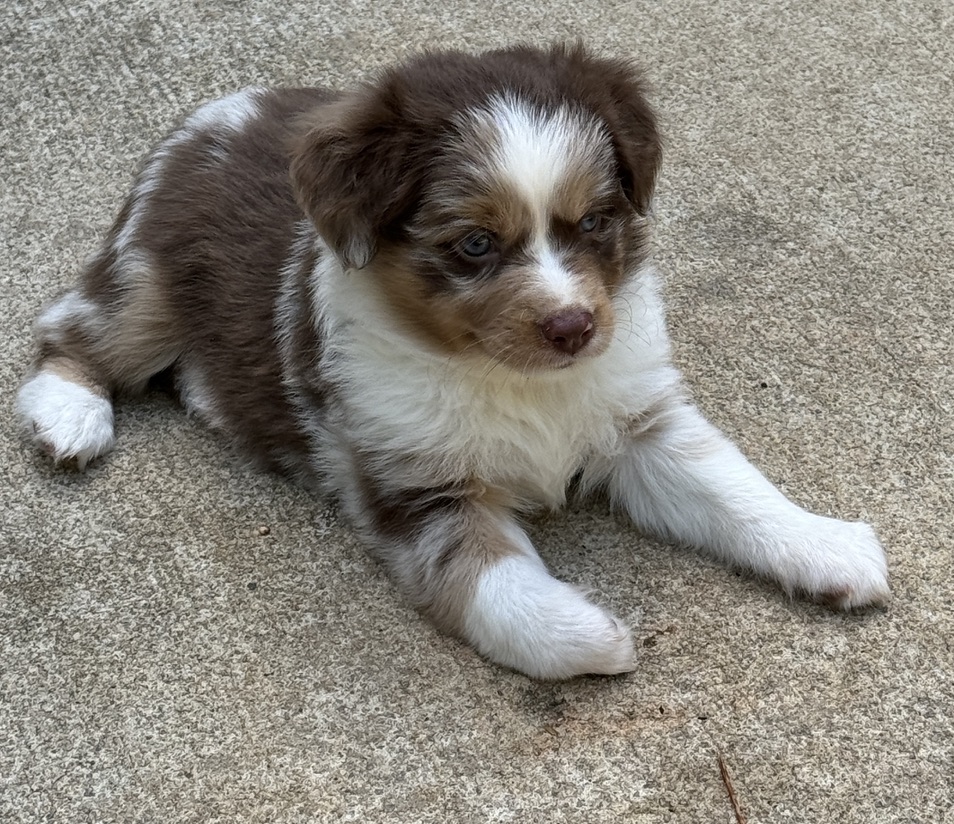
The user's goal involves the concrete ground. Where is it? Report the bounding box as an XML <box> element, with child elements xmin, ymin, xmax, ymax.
<box><xmin>2</xmin><ymin>1</ymin><xmax>952</xmax><ymax>821</ymax></box>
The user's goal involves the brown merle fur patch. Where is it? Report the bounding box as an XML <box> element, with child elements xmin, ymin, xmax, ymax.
<box><xmin>353</xmin><ymin>470</ymin><xmax>523</xmax><ymax>636</ymax></box>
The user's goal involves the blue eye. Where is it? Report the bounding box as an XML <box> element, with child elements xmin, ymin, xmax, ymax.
<box><xmin>462</xmin><ymin>232</ymin><xmax>494</xmax><ymax>258</ymax></box>
<box><xmin>579</xmin><ymin>213</ymin><xmax>600</xmax><ymax>232</ymax></box>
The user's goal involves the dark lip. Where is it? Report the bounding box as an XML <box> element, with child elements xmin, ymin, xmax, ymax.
<box><xmin>482</xmin><ymin>339</ymin><xmax>602</xmax><ymax>374</ymax></box>
<box><xmin>542</xmin><ymin>350</ymin><xmax>590</xmax><ymax>371</ymax></box>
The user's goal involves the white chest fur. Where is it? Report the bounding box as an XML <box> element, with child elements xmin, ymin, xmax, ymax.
<box><xmin>315</xmin><ymin>261</ymin><xmax>677</xmax><ymax>505</ymax></box>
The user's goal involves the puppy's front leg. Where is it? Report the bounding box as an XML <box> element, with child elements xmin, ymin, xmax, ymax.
<box><xmin>604</xmin><ymin>400</ymin><xmax>890</xmax><ymax>608</ymax></box>
<box><xmin>352</xmin><ymin>481</ymin><xmax>635</xmax><ymax>679</ymax></box>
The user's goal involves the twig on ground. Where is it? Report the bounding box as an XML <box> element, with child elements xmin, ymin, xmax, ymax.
<box><xmin>717</xmin><ymin>751</ymin><xmax>748</xmax><ymax>824</ymax></box>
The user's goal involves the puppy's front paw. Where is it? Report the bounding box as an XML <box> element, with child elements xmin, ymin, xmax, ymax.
<box><xmin>464</xmin><ymin>555</ymin><xmax>636</xmax><ymax>679</ymax></box>
<box><xmin>796</xmin><ymin>518</ymin><xmax>891</xmax><ymax>610</ymax></box>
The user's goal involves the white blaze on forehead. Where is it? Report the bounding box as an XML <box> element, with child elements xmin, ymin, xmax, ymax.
<box><xmin>535</xmin><ymin>244</ymin><xmax>579</xmax><ymax>305</ymax></box>
<box><xmin>481</xmin><ymin>95</ymin><xmax>606</xmax><ymax>217</ymax></box>
<box><xmin>478</xmin><ymin>96</ymin><xmax>609</xmax><ymax>307</ymax></box>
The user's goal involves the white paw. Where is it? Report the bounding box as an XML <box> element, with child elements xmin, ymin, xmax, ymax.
<box><xmin>17</xmin><ymin>371</ymin><xmax>115</xmax><ymax>470</ymax></box>
<box><xmin>788</xmin><ymin>517</ymin><xmax>891</xmax><ymax>610</ymax></box>
<box><xmin>464</xmin><ymin>554</ymin><xmax>636</xmax><ymax>679</ymax></box>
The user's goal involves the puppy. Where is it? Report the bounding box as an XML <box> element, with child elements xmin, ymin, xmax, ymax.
<box><xmin>17</xmin><ymin>44</ymin><xmax>890</xmax><ymax>679</ymax></box>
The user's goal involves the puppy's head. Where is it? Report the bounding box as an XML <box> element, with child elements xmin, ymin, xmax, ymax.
<box><xmin>291</xmin><ymin>43</ymin><xmax>661</xmax><ymax>372</ymax></box>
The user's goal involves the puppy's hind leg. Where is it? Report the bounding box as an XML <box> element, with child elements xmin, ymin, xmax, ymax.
<box><xmin>17</xmin><ymin>247</ymin><xmax>182</xmax><ymax>469</ymax></box>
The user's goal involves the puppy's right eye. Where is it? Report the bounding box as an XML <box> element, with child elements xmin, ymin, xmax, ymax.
<box><xmin>579</xmin><ymin>212</ymin><xmax>601</xmax><ymax>233</ymax></box>
<box><xmin>461</xmin><ymin>232</ymin><xmax>495</xmax><ymax>258</ymax></box>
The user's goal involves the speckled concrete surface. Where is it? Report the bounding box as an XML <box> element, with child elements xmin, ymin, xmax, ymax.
<box><xmin>2</xmin><ymin>1</ymin><xmax>952</xmax><ymax>821</ymax></box>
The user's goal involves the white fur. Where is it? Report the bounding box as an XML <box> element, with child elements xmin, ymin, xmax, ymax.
<box><xmin>17</xmin><ymin>372</ymin><xmax>115</xmax><ymax>469</ymax></box>
<box><xmin>35</xmin><ymin>290</ymin><xmax>104</xmax><ymax>342</ymax></box>
<box><xmin>17</xmin><ymin>61</ymin><xmax>891</xmax><ymax>683</ymax></box>
<box><xmin>311</xmin><ymin>231</ymin><xmax>888</xmax><ymax>614</ymax></box>
<box><xmin>464</xmin><ymin>524</ymin><xmax>635</xmax><ymax>679</ymax></box>
<box><xmin>599</xmin><ymin>402</ymin><xmax>891</xmax><ymax>606</ymax></box>
<box><xmin>109</xmin><ymin>247</ymin><xmax>161</xmax><ymax>290</ymax></box>
<box><xmin>275</xmin><ymin>223</ymin><xmax>329</xmax><ymax>464</ymax></box>
<box><xmin>484</xmin><ymin>96</ymin><xmax>611</xmax><ymax>214</ymax></box>
<box><xmin>534</xmin><ymin>243</ymin><xmax>584</xmax><ymax>307</ymax></box>
<box><xmin>184</xmin><ymin>88</ymin><xmax>264</xmax><ymax>134</ymax></box>
<box><xmin>275</xmin><ymin>221</ymin><xmax>321</xmax><ymax>375</ymax></box>
<box><xmin>483</xmin><ymin>97</ymin><xmax>612</xmax><ymax>308</ymax></box>
<box><xmin>176</xmin><ymin>362</ymin><xmax>226</xmax><ymax>430</ymax></box>
<box><xmin>314</xmin><ymin>253</ymin><xmax>676</xmax><ymax>506</ymax></box>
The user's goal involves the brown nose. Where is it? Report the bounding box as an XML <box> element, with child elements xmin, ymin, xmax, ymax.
<box><xmin>540</xmin><ymin>310</ymin><xmax>595</xmax><ymax>355</ymax></box>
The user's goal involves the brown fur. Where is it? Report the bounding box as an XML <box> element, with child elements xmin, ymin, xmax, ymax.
<box><xmin>32</xmin><ymin>88</ymin><xmax>333</xmax><ymax>472</ymax></box>
<box><xmin>18</xmin><ymin>45</ymin><xmax>892</xmax><ymax>678</ymax></box>
<box><xmin>42</xmin><ymin>356</ymin><xmax>107</xmax><ymax>396</ymax></box>
<box><xmin>354</xmin><ymin>471</ymin><xmax>523</xmax><ymax>636</ymax></box>
<box><xmin>29</xmin><ymin>40</ymin><xmax>662</xmax><ymax>486</ymax></box>
<box><xmin>28</xmin><ymin>41</ymin><xmax>662</xmax><ymax>480</ymax></box>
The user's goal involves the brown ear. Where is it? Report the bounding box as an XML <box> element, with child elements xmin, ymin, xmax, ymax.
<box><xmin>290</xmin><ymin>88</ymin><xmax>422</xmax><ymax>269</ymax></box>
<box><xmin>604</xmin><ymin>79</ymin><xmax>662</xmax><ymax>215</ymax></box>
<box><xmin>559</xmin><ymin>44</ymin><xmax>662</xmax><ymax>215</ymax></box>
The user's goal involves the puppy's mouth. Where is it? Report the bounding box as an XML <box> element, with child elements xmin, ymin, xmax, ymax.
<box><xmin>542</xmin><ymin>345</ymin><xmax>602</xmax><ymax>371</ymax></box>
<box><xmin>474</xmin><ymin>313</ymin><xmax>609</xmax><ymax>374</ymax></box>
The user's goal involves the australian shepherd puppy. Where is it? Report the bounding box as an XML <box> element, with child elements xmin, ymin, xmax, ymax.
<box><xmin>17</xmin><ymin>44</ymin><xmax>890</xmax><ymax>679</ymax></box>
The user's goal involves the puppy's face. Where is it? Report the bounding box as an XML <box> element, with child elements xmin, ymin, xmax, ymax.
<box><xmin>373</xmin><ymin>99</ymin><xmax>645</xmax><ymax>371</ymax></box>
<box><xmin>292</xmin><ymin>45</ymin><xmax>661</xmax><ymax>372</ymax></box>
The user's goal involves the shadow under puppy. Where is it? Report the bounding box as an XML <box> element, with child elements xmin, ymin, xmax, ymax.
<box><xmin>17</xmin><ymin>43</ymin><xmax>890</xmax><ymax>679</ymax></box>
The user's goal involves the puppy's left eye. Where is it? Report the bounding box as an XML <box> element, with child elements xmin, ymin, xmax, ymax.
<box><xmin>579</xmin><ymin>213</ymin><xmax>601</xmax><ymax>233</ymax></box>
<box><xmin>461</xmin><ymin>231</ymin><xmax>495</xmax><ymax>258</ymax></box>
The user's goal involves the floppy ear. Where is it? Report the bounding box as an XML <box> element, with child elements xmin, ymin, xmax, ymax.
<box><xmin>603</xmin><ymin>75</ymin><xmax>662</xmax><ymax>215</ymax></box>
<box><xmin>559</xmin><ymin>45</ymin><xmax>662</xmax><ymax>215</ymax></box>
<box><xmin>290</xmin><ymin>88</ymin><xmax>422</xmax><ymax>269</ymax></box>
